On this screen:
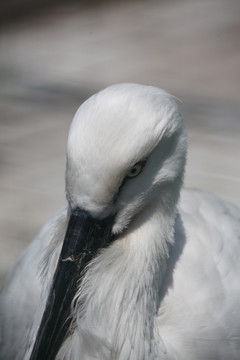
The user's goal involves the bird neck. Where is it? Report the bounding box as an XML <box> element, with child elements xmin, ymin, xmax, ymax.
<box><xmin>60</xmin><ymin>202</ymin><xmax>176</xmax><ymax>360</ymax></box>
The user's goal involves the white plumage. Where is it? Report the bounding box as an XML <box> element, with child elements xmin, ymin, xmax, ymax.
<box><xmin>0</xmin><ymin>83</ymin><xmax>240</xmax><ymax>359</ymax></box>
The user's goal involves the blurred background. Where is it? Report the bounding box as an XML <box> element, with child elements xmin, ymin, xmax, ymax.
<box><xmin>0</xmin><ymin>0</ymin><xmax>240</xmax><ymax>286</ymax></box>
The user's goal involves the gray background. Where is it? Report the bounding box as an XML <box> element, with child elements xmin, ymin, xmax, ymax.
<box><xmin>0</xmin><ymin>0</ymin><xmax>240</xmax><ymax>286</ymax></box>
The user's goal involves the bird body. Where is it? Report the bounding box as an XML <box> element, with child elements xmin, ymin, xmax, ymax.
<box><xmin>0</xmin><ymin>83</ymin><xmax>240</xmax><ymax>359</ymax></box>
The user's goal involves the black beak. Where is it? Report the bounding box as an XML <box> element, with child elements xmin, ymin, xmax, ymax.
<box><xmin>30</xmin><ymin>207</ymin><xmax>114</xmax><ymax>360</ymax></box>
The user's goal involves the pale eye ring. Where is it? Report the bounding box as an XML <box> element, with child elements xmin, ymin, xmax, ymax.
<box><xmin>126</xmin><ymin>160</ymin><xmax>146</xmax><ymax>178</ymax></box>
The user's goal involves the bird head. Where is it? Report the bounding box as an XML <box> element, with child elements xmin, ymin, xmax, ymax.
<box><xmin>66</xmin><ymin>83</ymin><xmax>187</xmax><ymax>233</ymax></box>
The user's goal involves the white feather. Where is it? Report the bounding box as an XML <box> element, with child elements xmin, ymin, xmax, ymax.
<box><xmin>0</xmin><ymin>83</ymin><xmax>240</xmax><ymax>360</ymax></box>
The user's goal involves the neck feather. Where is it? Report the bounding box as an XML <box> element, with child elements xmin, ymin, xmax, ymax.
<box><xmin>59</xmin><ymin>202</ymin><xmax>176</xmax><ymax>360</ymax></box>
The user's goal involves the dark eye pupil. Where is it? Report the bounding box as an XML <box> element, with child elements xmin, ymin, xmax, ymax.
<box><xmin>126</xmin><ymin>160</ymin><xmax>146</xmax><ymax>179</ymax></box>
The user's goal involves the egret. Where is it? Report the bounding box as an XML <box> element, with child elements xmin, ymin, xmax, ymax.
<box><xmin>0</xmin><ymin>83</ymin><xmax>240</xmax><ymax>360</ymax></box>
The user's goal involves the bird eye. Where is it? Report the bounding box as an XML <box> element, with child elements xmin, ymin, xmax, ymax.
<box><xmin>126</xmin><ymin>160</ymin><xmax>146</xmax><ymax>178</ymax></box>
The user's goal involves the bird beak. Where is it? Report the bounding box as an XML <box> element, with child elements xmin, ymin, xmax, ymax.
<box><xmin>30</xmin><ymin>207</ymin><xmax>115</xmax><ymax>360</ymax></box>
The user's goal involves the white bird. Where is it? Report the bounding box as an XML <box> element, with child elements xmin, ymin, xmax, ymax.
<box><xmin>0</xmin><ymin>83</ymin><xmax>240</xmax><ymax>360</ymax></box>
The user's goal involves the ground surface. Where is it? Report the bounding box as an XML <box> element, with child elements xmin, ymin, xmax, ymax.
<box><xmin>0</xmin><ymin>0</ymin><xmax>240</xmax><ymax>286</ymax></box>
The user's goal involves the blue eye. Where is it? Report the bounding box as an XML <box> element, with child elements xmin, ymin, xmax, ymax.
<box><xmin>126</xmin><ymin>160</ymin><xmax>146</xmax><ymax>178</ymax></box>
